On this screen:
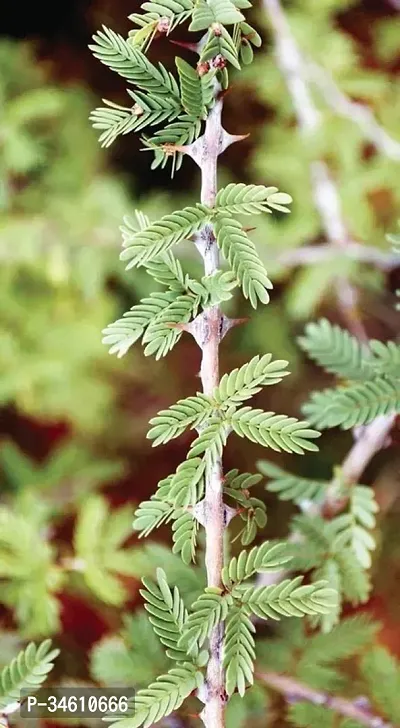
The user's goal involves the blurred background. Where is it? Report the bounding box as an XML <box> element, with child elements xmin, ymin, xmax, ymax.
<box><xmin>0</xmin><ymin>0</ymin><xmax>399</xmax><ymax>725</ymax></box>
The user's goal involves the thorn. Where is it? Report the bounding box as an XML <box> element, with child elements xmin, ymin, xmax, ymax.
<box><xmin>243</xmin><ymin>226</ymin><xmax>257</xmax><ymax>233</ymax></box>
<box><xmin>219</xmin><ymin>86</ymin><xmax>232</xmax><ymax>99</ymax></box>
<box><xmin>220</xmin><ymin>129</ymin><xmax>250</xmax><ymax>153</ymax></box>
<box><xmin>185</xmin><ymin>310</ymin><xmax>212</xmax><ymax>348</ymax></box>
<box><xmin>170</xmin><ymin>39</ymin><xmax>201</xmax><ymax>54</ymax></box>
<box><xmin>192</xmin><ymin>499</ymin><xmax>207</xmax><ymax>526</ymax></box>
<box><xmin>160</xmin><ymin>142</ymin><xmax>190</xmax><ymax>157</ymax></box>
<box><xmin>164</xmin><ymin>322</ymin><xmax>191</xmax><ymax>332</ymax></box>
<box><xmin>224</xmin><ymin>505</ymin><xmax>238</xmax><ymax>525</ymax></box>
<box><xmin>220</xmin><ymin>316</ymin><xmax>249</xmax><ymax>339</ymax></box>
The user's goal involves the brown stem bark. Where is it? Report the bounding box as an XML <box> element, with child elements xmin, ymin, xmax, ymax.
<box><xmin>197</xmin><ymin>97</ymin><xmax>226</xmax><ymax>728</ymax></box>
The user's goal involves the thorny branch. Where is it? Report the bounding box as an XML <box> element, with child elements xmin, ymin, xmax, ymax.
<box><xmin>191</xmin><ymin>96</ymin><xmax>227</xmax><ymax>728</ymax></box>
<box><xmin>258</xmin><ymin>671</ymin><xmax>393</xmax><ymax>728</ymax></box>
<box><xmin>183</xmin><ymin>86</ymin><xmax>250</xmax><ymax>728</ymax></box>
<box><xmin>275</xmin><ymin>242</ymin><xmax>399</xmax><ymax>271</ymax></box>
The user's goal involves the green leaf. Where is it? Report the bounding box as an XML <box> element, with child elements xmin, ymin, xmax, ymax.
<box><xmin>133</xmin><ymin>490</ymin><xmax>175</xmax><ymax>538</ymax></box>
<box><xmin>298</xmin><ymin>318</ymin><xmax>373</xmax><ymax>381</ymax></box>
<box><xmin>224</xmin><ymin>469</ymin><xmax>262</xmax><ymax>490</ymax></box>
<box><xmin>90</xmin><ymin>94</ymin><xmax>180</xmax><ymax>148</ymax></box>
<box><xmin>361</xmin><ymin>646</ymin><xmax>400</xmax><ymax>723</ymax></box>
<box><xmin>147</xmin><ymin>393</ymin><xmax>213</xmax><ymax>446</ymax></box>
<box><xmin>0</xmin><ymin>508</ymin><xmax>61</xmax><ymax>636</ymax></box>
<box><xmin>288</xmin><ymin>702</ymin><xmax>335</xmax><ymax>728</ymax></box>
<box><xmin>0</xmin><ymin>640</ymin><xmax>59</xmax><ymax>711</ymax></box>
<box><xmin>102</xmin><ymin>291</ymin><xmax>178</xmax><ymax>358</ymax></box>
<box><xmin>213</xmin><ymin>354</ymin><xmax>290</xmax><ymax>406</ymax></box>
<box><xmin>189</xmin><ymin>0</ymin><xmax>244</xmax><ymax>31</ymax></box>
<box><xmin>240</xmin><ymin>20</ymin><xmax>261</xmax><ymax>46</ymax></box>
<box><xmin>302</xmin><ymin>614</ymin><xmax>378</xmax><ymax>666</ymax></box>
<box><xmin>120</xmin><ymin>205</ymin><xmax>210</xmax><ymax>267</ymax></box>
<box><xmin>142</xmin><ymin>293</ymin><xmax>200</xmax><ymax>359</ymax></box>
<box><xmin>140</xmin><ymin>568</ymin><xmax>194</xmax><ymax>663</ymax></box>
<box><xmin>74</xmin><ymin>496</ymin><xmax>137</xmax><ymax>605</ymax></box>
<box><xmin>144</xmin><ymin>115</ymin><xmax>202</xmax><ymax>175</ymax></box>
<box><xmin>188</xmin><ymin>418</ymin><xmax>230</xmax><ymax>464</ymax></box>
<box><xmin>90</xmin><ymin>611</ymin><xmax>170</xmax><ymax>688</ymax></box>
<box><xmin>172</xmin><ymin>509</ymin><xmax>199</xmax><ymax>565</ymax></box>
<box><xmin>89</xmin><ymin>27</ymin><xmax>180</xmax><ymax>99</ymax></box>
<box><xmin>193</xmin><ymin>269</ymin><xmax>238</xmax><ymax>305</ymax></box>
<box><xmin>223</xmin><ymin>605</ymin><xmax>256</xmax><ymax>696</ymax></box>
<box><xmin>369</xmin><ymin>338</ymin><xmax>400</xmax><ymax>379</ymax></box>
<box><xmin>215</xmin><ymin>214</ymin><xmax>273</xmax><ymax>308</ymax></box>
<box><xmin>230</xmin><ymin>407</ymin><xmax>320</xmax><ymax>454</ymax></box>
<box><xmin>148</xmin><ymin>354</ymin><xmax>290</xmax><ymax>446</ymax></box>
<box><xmin>144</xmin><ymin>250</ymin><xmax>188</xmax><ymax>291</ymax></box>
<box><xmin>139</xmin><ymin>0</ymin><xmax>194</xmax><ymax>24</ymax></box>
<box><xmin>175</xmin><ymin>58</ymin><xmax>212</xmax><ymax>118</ymax></box>
<box><xmin>201</xmin><ymin>25</ymin><xmax>240</xmax><ymax>69</ymax></box>
<box><xmin>335</xmin><ymin>549</ymin><xmax>371</xmax><ymax>606</ymax></box>
<box><xmin>258</xmin><ymin>459</ymin><xmax>328</xmax><ymax>504</ymax></box>
<box><xmin>216</xmin><ymin>183</ymin><xmax>292</xmax><ymax>215</ymax></box>
<box><xmin>299</xmin><ymin>319</ymin><xmax>400</xmax><ymax>383</ymax></box>
<box><xmin>91</xmin><ymin>636</ymin><xmax>140</xmax><ymax>686</ymax></box>
<box><xmin>293</xmin><ymin>513</ymin><xmax>371</xmax><ymax>610</ymax></box>
<box><xmin>169</xmin><ymin>456</ymin><xmax>205</xmax><ymax>507</ymax></box>
<box><xmin>303</xmin><ymin>378</ymin><xmax>400</xmax><ymax>429</ymax></box>
<box><xmin>311</xmin><ymin>559</ymin><xmax>342</xmax><ymax>632</ymax></box>
<box><xmin>329</xmin><ymin>487</ymin><xmax>377</xmax><ymax>568</ymax></box>
<box><xmin>222</xmin><ymin>542</ymin><xmax>292</xmax><ymax>588</ymax></box>
<box><xmin>233</xmin><ymin>578</ymin><xmax>338</xmax><ymax>620</ymax></box>
<box><xmin>223</xmin><ymin>471</ymin><xmax>267</xmax><ymax>545</ymax></box>
<box><xmin>178</xmin><ymin>591</ymin><xmax>233</xmax><ymax>654</ymax></box>
<box><xmin>107</xmin><ymin>663</ymin><xmax>203</xmax><ymax>728</ymax></box>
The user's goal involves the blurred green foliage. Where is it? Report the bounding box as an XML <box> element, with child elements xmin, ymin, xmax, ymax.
<box><xmin>240</xmin><ymin>0</ymin><xmax>399</xmax><ymax>318</ymax></box>
<box><xmin>0</xmin><ymin>0</ymin><xmax>399</xmax><ymax>723</ymax></box>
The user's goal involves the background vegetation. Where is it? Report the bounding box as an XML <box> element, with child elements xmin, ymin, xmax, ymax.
<box><xmin>0</xmin><ymin>0</ymin><xmax>399</xmax><ymax>726</ymax></box>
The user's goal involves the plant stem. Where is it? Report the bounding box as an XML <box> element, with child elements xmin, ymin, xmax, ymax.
<box><xmin>197</xmin><ymin>97</ymin><xmax>226</xmax><ymax>728</ymax></box>
<box><xmin>337</xmin><ymin>414</ymin><xmax>395</xmax><ymax>487</ymax></box>
<box><xmin>275</xmin><ymin>242</ymin><xmax>399</xmax><ymax>271</ymax></box>
<box><xmin>257</xmin><ymin>671</ymin><xmax>392</xmax><ymax>728</ymax></box>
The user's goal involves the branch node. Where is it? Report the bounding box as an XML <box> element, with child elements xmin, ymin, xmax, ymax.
<box><xmin>220</xmin><ymin>316</ymin><xmax>249</xmax><ymax>339</ymax></box>
<box><xmin>183</xmin><ymin>136</ymin><xmax>205</xmax><ymax>167</ymax></box>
